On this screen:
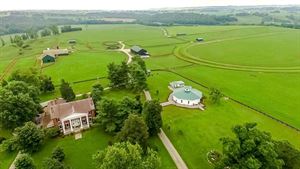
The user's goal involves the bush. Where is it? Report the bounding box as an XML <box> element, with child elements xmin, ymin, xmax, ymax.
<box><xmin>46</xmin><ymin>127</ymin><xmax>61</xmax><ymax>138</ymax></box>
<box><xmin>15</xmin><ymin>154</ymin><xmax>36</xmax><ymax>169</ymax></box>
<box><xmin>0</xmin><ymin>136</ymin><xmax>6</xmax><ymax>144</ymax></box>
<box><xmin>51</xmin><ymin>147</ymin><xmax>65</xmax><ymax>162</ymax></box>
<box><xmin>207</xmin><ymin>150</ymin><xmax>222</xmax><ymax>164</ymax></box>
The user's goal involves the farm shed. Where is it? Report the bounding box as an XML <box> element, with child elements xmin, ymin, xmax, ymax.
<box><xmin>68</xmin><ymin>40</ymin><xmax>76</xmax><ymax>44</ymax></box>
<box><xmin>170</xmin><ymin>81</ymin><xmax>185</xmax><ymax>89</ymax></box>
<box><xmin>130</xmin><ymin>45</ymin><xmax>149</xmax><ymax>57</ymax></box>
<box><xmin>196</xmin><ymin>38</ymin><xmax>204</xmax><ymax>42</ymax></box>
<box><xmin>43</xmin><ymin>48</ymin><xmax>69</xmax><ymax>56</ymax></box>
<box><xmin>41</xmin><ymin>54</ymin><xmax>55</xmax><ymax>63</ymax></box>
<box><xmin>172</xmin><ymin>86</ymin><xmax>203</xmax><ymax>106</ymax></box>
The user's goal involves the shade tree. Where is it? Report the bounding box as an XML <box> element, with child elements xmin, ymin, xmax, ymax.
<box><xmin>93</xmin><ymin>142</ymin><xmax>160</xmax><ymax>169</ymax></box>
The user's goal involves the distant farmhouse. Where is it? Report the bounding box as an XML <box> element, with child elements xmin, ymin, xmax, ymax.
<box><xmin>41</xmin><ymin>98</ymin><xmax>95</xmax><ymax>135</ymax></box>
<box><xmin>68</xmin><ymin>39</ymin><xmax>76</xmax><ymax>44</ymax></box>
<box><xmin>40</xmin><ymin>48</ymin><xmax>69</xmax><ymax>64</ymax></box>
<box><xmin>131</xmin><ymin>45</ymin><xmax>149</xmax><ymax>58</ymax></box>
<box><xmin>196</xmin><ymin>38</ymin><xmax>204</xmax><ymax>42</ymax></box>
<box><xmin>169</xmin><ymin>81</ymin><xmax>203</xmax><ymax>106</ymax></box>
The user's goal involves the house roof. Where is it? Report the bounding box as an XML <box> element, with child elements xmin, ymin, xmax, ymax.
<box><xmin>44</xmin><ymin>98</ymin><xmax>95</xmax><ymax>121</ymax></box>
<box><xmin>40</xmin><ymin>53</ymin><xmax>56</xmax><ymax>60</ymax></box>
<box><xmin>43</xmin><ymin>49</ymin><xmax>69</xmax><ymax>55</ymax></box>
<box><xmin>131</xmin><ymin>46</ymin><xmax>143</xmax><ymax>52</ymax></box>
<box><xmin>172</xmin><ymin>86</ymin><xmax>202</xmax><ymax>101</ymax></box>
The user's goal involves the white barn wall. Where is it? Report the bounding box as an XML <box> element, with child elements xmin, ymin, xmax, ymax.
<box><xmin>173</xmin><ymin>95</ymin><xmax>200</xmax><ymax>106</ymax></box>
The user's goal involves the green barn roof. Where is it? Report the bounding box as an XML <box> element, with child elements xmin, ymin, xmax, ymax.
<box><xmin>172</xmin><ymin>86</ymin><xmax>202</xmax><ymax>100</ymax></box>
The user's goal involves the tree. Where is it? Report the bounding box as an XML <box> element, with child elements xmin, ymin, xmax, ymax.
<box><xmin>96</xmin><ymin>98</ymin><xmax>120</xmax><ymax>133</ymax></box>
<box><xmin>132</xmin><ymin>56</ymin><xmax>147</xmax><ymax>73</ymax></box>
<box><xmin>93</xmin><ymin>142</ymin><xmax>160</xmax><ymax>169</ymax></box>
<box><xmin>10</xmin><ymin>36</ymin><xmax>14</xmax><ymax>44</ymax></box>
<box><xmin>91</xmin><ymin>83</ymin><xmax>104</xmax><ymax>102</ymax></box>
<box><xmin>116</xmin><ymin>114</ymin><xmax>149</xmax><ymax>147</ymax></box>
<box><xmin>15</xmin><ymin>154</ymin><xmax>36</xmax><ymax>169</ymax></box>
<box><xmin>215</xmin><ymin>123</ymin><xmax>284</xmax><ymax>169</ymax></box>
<box><xmin>42</xmin><ymin>158</ymin><xmax>65</xmax><ymax>169</ymax></box>
<box><xmin>118</xmin><ymin>96</ymin><xmax>140</xmax><ymax>115</ymax></box>
<box><xmin>142</xmin><ymin>100</ymin><xmax>163</xmax><ymax>136</ymax></box>
<box><xmin>14</xmin><ymin>35</ymin><xmax>24</xmax><ymax>47</ymax></box>
<box><xmin>15</xmin><ymin>122</ymin><xmax>45</xmax><ymax>153</ymax></box>
<box><xmin>129</xmin><ymin>63</ymin><xmax>148</xmax><ymax>92</ymax></box>
<box><xmin>107</xmin><ymin>62</ymin><xmax>129</xmax><ymax>88</ymax></box>
<box><xmin>59</xmin><ymin>79</ymin><xmax>75</xmax><ymax>102</ymax></box>
<box><xmin>9</xmin><ymin>68</ymin><xmax>41</xmax><ymax>87</ymax></box>
<box><xmin>0</xmin><ymin>37</ymin><xmax>5</xmax><ymax>47</ymax></box>
<box><xmin>51</xmin><ymin>147</ymin><xmax>65</xmax><ymax>162</ymax></box>
<box><xmin>0</xmin><ymin>81</ymin><xmax>41</xmax><ymax>129</ymax></box>
<box><xmin>275</xmin><ymin>141</ymin><xmax>300</xmax><ymax>169</ymax></box>
<box><xmin>40</xmin><ymin>75</ymin><xmax>55</xmax><ymax>92</ymax></box>
<box><xmin>41</xmin><ymin>29</ymin><xmax>52</xmax><ymax>37</ymax></box>
<box><xmin>209</xmin><ymin>88</ymin><xmax>222</xmax><ymax>104</ymax></box>
<box><xmin>49</xmin><ymin>25</ymin><xmax>59</xmax><ymax>35</ymax></box>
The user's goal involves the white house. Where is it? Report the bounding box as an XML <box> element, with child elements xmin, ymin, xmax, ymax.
<box><xmin>172</xmin><ymin>86</ymin><xmax>203</xmax><ymax>106</ymax></box>
<box><xmin>42</xmin><ymin>98</ymin><xmax>95</xmax><ymax>135</ymax></box>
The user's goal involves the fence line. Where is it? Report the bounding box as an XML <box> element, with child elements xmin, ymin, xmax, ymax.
<box><xmin>151</xmin><ymin>68</ymin><xmax>300</xmax><ymax>133</ymax></box>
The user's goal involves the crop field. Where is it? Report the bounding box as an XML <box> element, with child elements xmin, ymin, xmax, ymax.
<box><xmin>1</xmin><ymin>24</ymin><xmax>300</xmax><ymax>169</ymax></box>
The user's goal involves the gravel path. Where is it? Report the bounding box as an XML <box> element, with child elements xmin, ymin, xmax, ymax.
<box><xmin>143</xmin><ymin>90</ymin><xmax>188</xmax><ymax>169</ymax></box>
<box><xmin>118</xmin><ymin>41</ymin><xmax>133</xmax><ymax>64</ymax></box>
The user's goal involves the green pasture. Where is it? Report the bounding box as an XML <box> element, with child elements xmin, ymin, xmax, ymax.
<box><xmin>174</xmin><ymin>66</ymin><xmax>300</xmax><ymax>129</ymax></box>
<box><xmin>185</xmin><ymin>30</ymin><xmax>300</xmax><ymax>67</ymax></box>
<box><xmin>148</xmin><ymin>71</ymin><xmax>300</xmax><ymax>168</ymax></box>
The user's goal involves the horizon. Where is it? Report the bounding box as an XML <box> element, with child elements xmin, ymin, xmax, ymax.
<box><xmin>1</xmin><ymin>0</ymin><xmax>300</xmax><ymax>11</ymax></box>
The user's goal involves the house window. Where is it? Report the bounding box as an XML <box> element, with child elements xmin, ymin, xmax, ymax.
<box><xmin>64</xmin><ymin>121</ymin><xmax>70</xmax><ymax>130</ymax></box>
<box><xmin>81</xmin><ymin>116</ymin><xmax>87</xmax><ymax>125</ymax></box>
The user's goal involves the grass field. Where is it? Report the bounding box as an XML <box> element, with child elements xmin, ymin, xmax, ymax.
<box><xmin>148</xmin><ymin>71</ymin><xmax>300</xmax><ymax>168</ymax></box>
<box><xmin>1</xmin><ymin>24</ymin><xmax>300</xmax><ymax>169</ymax></box>
<box><xmin>30</xmin><ymin>126</ymin><xmax>175</xmax><ymax>169</ymax></box>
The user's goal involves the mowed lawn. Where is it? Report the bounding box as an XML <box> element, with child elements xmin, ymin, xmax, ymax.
<box><xmin>147</xmin><ymin>71</ymin><xmax>300</xmax><ymax>169</ymax></box>
<box><xmin>175</xmin><ymin>65</ymin><xmax>300</xmax><ymax>129</ymax></box>
<box><xmin>42</xmin><ymin>51</ymin><xmax>126</xmax><ymax>84</ymax></box>
<box><xmin>186</xmin><ymin>30</ymin><xmax>300</xmax><ymax>67</ymax></box>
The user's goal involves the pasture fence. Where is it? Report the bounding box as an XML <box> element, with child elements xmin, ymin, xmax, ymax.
<box><xmin>151</xmin><ymin>68</ymin><xmax>300</xmax><ymax>133</ymax></box>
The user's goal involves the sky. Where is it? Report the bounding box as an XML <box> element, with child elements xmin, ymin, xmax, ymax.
<box><xmin>0</xmin><ymin>0</ymin><xmax>299</xmax><ymax>11</ymax></box>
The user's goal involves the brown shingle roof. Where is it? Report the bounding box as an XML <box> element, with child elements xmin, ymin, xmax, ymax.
<box><xmin>44</xmin><ymin>98</ymin><xmax>95</xmax><ymax>121</ymax></box>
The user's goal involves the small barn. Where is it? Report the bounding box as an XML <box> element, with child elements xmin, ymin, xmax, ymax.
<box><xmin>196</xmin><ymin>38</ymin><xmax>204</xmax><ymax>42</ymax></box>
<box><xmin>43</xmin><ymin>49</ymin><xmax>69</xmax><ymax>56</ymax></box>
<box><xmin>130</xmin><ymin>46</ymin><xmax>149</xmax><ymax>57</ymax></box>
<box><xmin>170</xmin><ymin>81</ymin><xmax>185</xmax><ymax>89</ymax></box>
<box><xmin>68</xmin><ymin>40</ymin><xmax>76</xmax><ymax>44</ymax></box>
<box><xmin>41</xmin><ymin>54</ymin><xmax>55</xmax><ymax>64</ymax></box>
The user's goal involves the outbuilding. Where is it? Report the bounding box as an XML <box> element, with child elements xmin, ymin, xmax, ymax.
<box><xmin>172</xmin><ymin>86</ymin><xmax>203</xmax><ymax>106</ymax></box>
<box><xmin>130</xmin><ymin>46</ymin><xmax>149</xmax><ymax>57</ymax></box>
<box><xmin>169</xmin><ymin>81</ymin><xmax>185</xmax><ymax>89</ymax></box>
<box><xmin>196</xmin><ymin>38</ymin><xmax>204</xmax><ymax>42</ymax></box>
<box><xmin>41</xmin><ymin>54</ymin><xmax>55</xmax><ymax>63</ymax></box>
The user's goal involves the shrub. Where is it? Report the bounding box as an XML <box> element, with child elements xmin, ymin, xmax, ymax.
<box><xmin>51</xmin><ymin>147</ymin><xmax>65</xmax><ymax>162</ymax></box>
<box><xmin>0</xmin><ymin>136</ymin><xmax>6</xmax><ymax>144</ymax></box>
<box><xmin>46</xmin><ymin>127</ymin><xmax>61</xmax><ymax>138</ymax></box>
